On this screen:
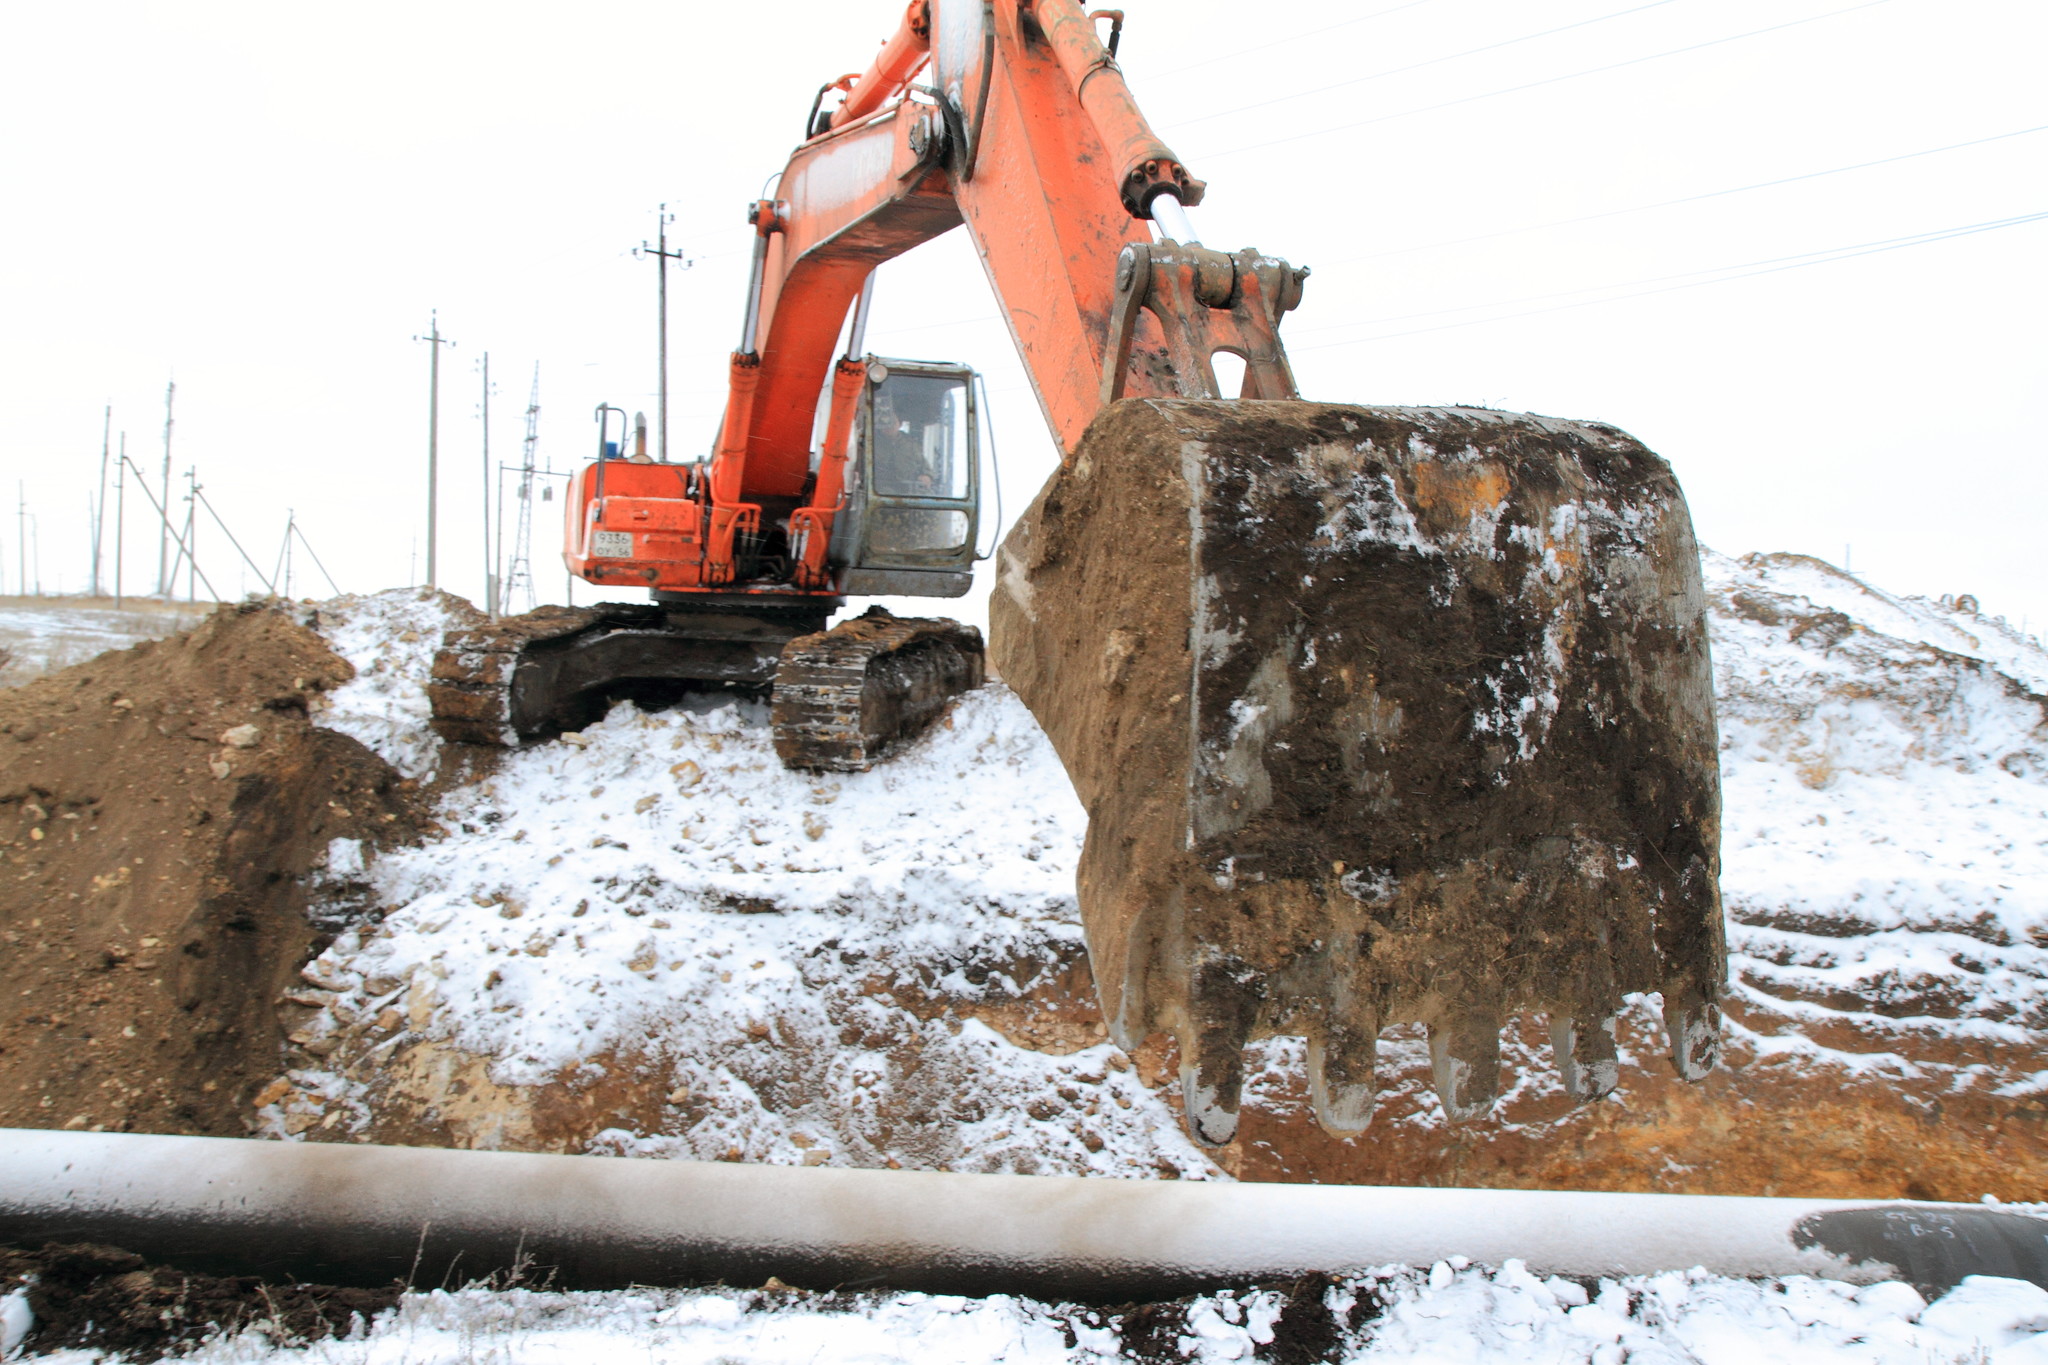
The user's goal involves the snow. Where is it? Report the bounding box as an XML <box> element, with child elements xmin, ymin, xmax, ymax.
<box><xmin>23</xmin><ymin>1265</ymin><xmax>2048</xmax><ymax>1363</ymax></box>
<box><xmin>0</xmin><ymin>1287</ymin><xmax>30</xmax><ymax>1361</ymax></box>
<box><xmin>300</xmin><ymin>588</ymin><xmax>478</xmax><ymax>781</ymax></box>
<box><xmin>269</xmin><ymin>680</ymin><xmax>1215</xmax><ymax>1177</ymax></box>
<box><xmin>7</xmin><ymin>550</ymin><xmax>2048</xmax><ymax>1358</ymax></box>
<box><xmin>1709</xmin><ymin>551</ymin><xmax>2048</xmax><ymax>1085</ymax></box>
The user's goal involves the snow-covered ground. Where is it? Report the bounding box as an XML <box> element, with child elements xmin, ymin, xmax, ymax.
<box><xmin>6</xmin><ymin>555</ymin><xmax>2048</xmax><ymax>1360</ymax></box>
<box><xmin>1709</xmin><ymin>552</ymin><xmax>2048</xmax><ymax>1089</ymax></box>
<box><xmin>0</xmin><ymin>596</ymin><xmax>205</xmax><ymax>686</ymax></box>
<box><xmin>303</xmin><ymin>590</ymin><xmax>480</xmax><ymax>782</ymax></box>
<box><xmin>265</xmin><ymin>553</ymin><xmax>2048</xmax><ymax>1170</ymax></box>
<box><xmin>269</xmin><ymin>645</ymin><xmax>1215</xmax><ymax>1175</ymax></box>
<box><xmin>15</xmin><ymin>1261</ymin><xmax>2048</xmax><ymax>1363</ymax></box>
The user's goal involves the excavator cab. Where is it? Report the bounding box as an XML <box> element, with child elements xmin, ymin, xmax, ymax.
<box><xmin>827</xmin><ymin>359</ymin><xmax>979</xmax><ymax>598</ymax></box>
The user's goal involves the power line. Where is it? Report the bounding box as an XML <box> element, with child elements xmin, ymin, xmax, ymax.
<box><xmin>1311</xmin><ymin>121</ymin><xmax>2048</xmax><ymax>268</ymax></box>
<box><xmin>1194</xmin><ymin>0</ymin><xmax>1900</xmax><ymax>161</ymax></box>
<box><xmin>1174</xmin><ymin>0</ymin><xmax>1689</xmax><ymax>129</ymax></box>
<box><xmin>675</xmin><ymin>122</ymin><xmax>2048</xmax><ymax>350</ymax></box>
<box><xmin>1142</xmin><ymin>0</ymin><xmax>1448</xmax><ymax>81</ymax></box>
<box><xmin>1292</xmin><ymin>206</ymin><xmax>2048</xmax><ymax>335</ymax></box>
<box><xmin>1290</xmin><ymin>206</ymin><xmax>2048</xmax><ymax>352</ymax></box>
<box><xmin>1296</xmin><ymin>206</ymin><xmax>2048</xmax><ymax>335</ymax></box>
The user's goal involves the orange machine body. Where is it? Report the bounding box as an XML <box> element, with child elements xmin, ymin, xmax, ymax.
<box><xmin>565</xmin><ymin>0</ymin><xmax>1294</xmax><ymax>598</ymax></box>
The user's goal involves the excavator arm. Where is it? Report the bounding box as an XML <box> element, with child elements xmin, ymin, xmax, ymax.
<box><xmin>569</xmin><ymin>0</ymin><xmax>1309</xmax><ymax>595</ymax></box>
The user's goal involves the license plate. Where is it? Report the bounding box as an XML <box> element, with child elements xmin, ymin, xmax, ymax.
<box><xmin>592</xmin><ymin>530</ymin><xmax>633</xmax><ymax>558</ymax></box>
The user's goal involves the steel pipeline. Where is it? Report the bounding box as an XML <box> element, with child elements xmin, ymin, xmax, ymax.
<box><xmin>0</xmin><ymin>1128</ymin><xmax>2041</xmax><ymax>1298</ymax></box>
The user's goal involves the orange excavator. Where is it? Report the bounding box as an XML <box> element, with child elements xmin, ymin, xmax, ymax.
<box><xmin>427</xmin><ymin>0</ymin><xmax>1300</xmax><ymax>769</ymax></box>
<box><xmin>430</xmin><ymin>0</ymin><xmax>1726</xmax><ymax>1145</ymax></box>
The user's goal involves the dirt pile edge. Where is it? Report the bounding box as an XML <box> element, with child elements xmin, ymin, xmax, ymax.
<box><xmin>0</xmin><ymin>603</ymin><xmax>420</xmax><ymax>1136</ymax></box>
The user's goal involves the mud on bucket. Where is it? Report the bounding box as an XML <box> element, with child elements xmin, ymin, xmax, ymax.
<box><xmin>990</xmin><ymin>399</ymin><xmax>1724</xmax><ymax>1146</ymax></box>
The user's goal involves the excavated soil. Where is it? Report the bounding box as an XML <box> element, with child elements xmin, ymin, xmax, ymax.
<box><xmin>0</xmin><ymin>604</ymin><xmax>420</xmax><ymax>1136</ymax></box>
<box><xmin>0</xmin><ymin>1242</ymin><xmax>402</xmax><ymax>1361</ymax></box>
<box><xmin>1050</xmin><ymin>969</ymin><xmax>2048</xmax><ymax>1202</ymax></box>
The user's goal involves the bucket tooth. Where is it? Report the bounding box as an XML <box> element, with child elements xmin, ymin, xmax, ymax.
<box><xmin>1551</xmin><ymin>1012</ymin><xmax>1620</xmax><ymax>1102</ymax></box>
<box><xmin>990</xmin><ymin>400</ymin><xmax>1725</xmax><ymax>1147</ymax></box>
<box><xmin>1663</xmin><ymin>988</ymin><xmax>1723</xmax><ymax>1082</ymax></box>
<box><xmin>1180</xmin><ymin>958</ymin><xmax>1259</xmax><ymax>1147</ymax></box>
<box><xmin>1180</xmin><ymin>1059</ymin><xmax>1242</xmax><ymax>1148</ymax></box>
<box><xmin>1428</xmin><ymin>1012</ymin><xmax>1503</xmax><ymax>1122</ymax></box>
<box><xmin>1307</xmin><ymin>1019</ymin><xmax>1379</xmax><ymax>1135</ymax></box>
<box><xmin>1307</xmin><ymin>945</ymin><xmax>1381</xmax><ymax>1134</ymax></box>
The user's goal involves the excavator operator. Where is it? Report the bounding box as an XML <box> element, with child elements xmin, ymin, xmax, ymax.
<box><xmin>866</xmin><ymin>374</ymin><xmax>969</xmax><ymax>559</ymax></box>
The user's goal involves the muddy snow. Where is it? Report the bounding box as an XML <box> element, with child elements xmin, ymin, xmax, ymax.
<box><xmin>9</xmin><ymin>1256</ymin><xmax>2048</xmax><ymax>1363</ymax></box>
<box><xmin>230</xmin><ymin>554</ymin><xmax>2048</xmax><ymax>1201</ymax></box>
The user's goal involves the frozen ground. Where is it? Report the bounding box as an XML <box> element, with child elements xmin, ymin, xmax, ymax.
<box><xmin>0</xmin><ymin>596</ymin><xmax>205</xmax><ymax>686</ymax></box>
<box><xmin>12</xmin><ymin>1262</ymin><xmax>2048</xmax><ymax>1363</ymax></box>
<box><xmin>1708</xmin><ymin>552</ymin><xmax>2048</xmax><ymax>1089</ymax></box>
<box><xmin>5</xmin><ymin>558</ymin><xmax>2046</xmax><ymax>1359</ymax></box>
<box><xmin>259</xmin><ymin>552</ymin><xmax>2048</xmax><ymax>1168</ymax></box>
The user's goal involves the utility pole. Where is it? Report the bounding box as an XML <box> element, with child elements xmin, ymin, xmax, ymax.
<box><xmin>114</xmin><ymin>434</ymin><xmax>126</xmax><ymax>609</ymax></box>
<box><xmin>157</xmin><ymin>382</ymin><xmax>175</xmax><ymax>595</ymax></box>
<box><xmin>503</xmin><ymin>363</ymin><xmax>542</xmax><ymax>615</ymax></box>
<box><xmin>479</xmin><ymin>351</ymin><xmax>495</xmax><ymax>615</ymax></box>
<box><xmin>183</xmin><ymin>468</ymin><xmax>199</xmax><ymax>602</ymax></box>
<box><xmin>16</xmin><ymin>482</ymin><xmax>24</xmax><ymax>598</ymax></box>
<box><xmin>93</xmin><ymin>405</ymin><xmax>110</xmax><ymax>597</ymax></box>
<box><xmin>414</xmin><ymin>312</ymin><xmax>455</xmax><ymax>587</ymax></box>
<box><xmin>637</xmin><ymin>205</ymin><xmax>690</xmax><ymax>464</ymax></box>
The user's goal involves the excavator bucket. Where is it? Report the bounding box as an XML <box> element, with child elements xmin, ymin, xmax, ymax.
<box><xmin>989</xmin><ymin>400</ymin><xmax>1725</xmax><ymax>1146</ymax></box>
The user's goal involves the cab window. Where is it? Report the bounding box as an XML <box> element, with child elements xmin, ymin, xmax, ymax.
<box><xmin>870</xmin><ymin>373</ymin><xmax>970</xmax><ymax>500</ymax></box>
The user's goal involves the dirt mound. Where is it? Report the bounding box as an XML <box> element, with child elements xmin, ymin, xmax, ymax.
<box><xmin>0</xmin><ymin>603</ymin><xmax>419</xmax><ymax>1137</ymax></box>
<box><xmin>1</xmin><ymin>1242</ymin><xmax>402</xmax><ymax>1361</ymax></box>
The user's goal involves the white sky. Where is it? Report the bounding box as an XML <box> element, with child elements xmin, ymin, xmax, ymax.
<box><xmin>1</xmin><ymin>0</ymin><xmax>2043</xmax><ymax>634</ymax></box>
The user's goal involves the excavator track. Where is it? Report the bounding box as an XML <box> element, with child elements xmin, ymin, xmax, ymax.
<box><xmin>428</xmin><ymin>606</ymin><xmax>613</xmax><ymax>747</ymax></box>
<box><xmin>771</xmin><ymin>610</ymin><xmax>985</xmax><ymax>771</ymax></box>
<box><xmin>428</xmin><ymin>603</ymin><xmax>823</xmax><ymax>748</ymax></box>
<box><xmin>430</xmin><ymin>603</ymin><xmax>982</xmax><ymax>773</ymax></box>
